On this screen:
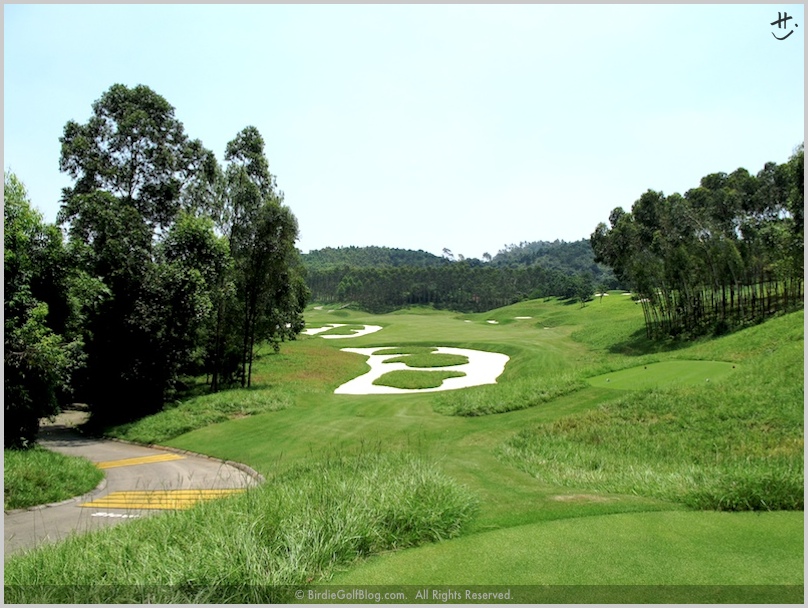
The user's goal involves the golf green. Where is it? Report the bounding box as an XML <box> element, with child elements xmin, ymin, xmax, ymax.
<box><xmin>586</xmin><ymin>360</ymin><xmax>737</xmax><ymax>391</ymax></box>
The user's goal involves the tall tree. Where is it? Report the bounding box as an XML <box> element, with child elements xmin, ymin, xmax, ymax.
<box><xmin>211</xmin><ymin>126</ymin><xmax>308</xmax><ymax>389</ymax></box>
<box><xmin>591</xmin><ymin>146</ymin><xmax>804</xmax><ymax>339</ymax></box>
<box><xmin>4</xmin><ymin>172</ymin><xmax>84</xmax><ymax>447</ymax></box>
<box><xmin>58</xmin><ymin>84</ymin><xmax>221</xmax><ymax>424</ymax></box>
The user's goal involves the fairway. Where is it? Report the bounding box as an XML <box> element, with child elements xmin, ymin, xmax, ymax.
<box><xmin>586</xmin><ymin>360</ymin><xmax>738</xmax><ymax>391</ymax></box>
<box><xmin>157</xmin><ymin>297</ymin><xmax>801</xmax><ymax>588</ymax></box>
<box><xmin>8</xmin><ymin>295</ymin><xmax>803</xmax><ymax>599</ymax></box>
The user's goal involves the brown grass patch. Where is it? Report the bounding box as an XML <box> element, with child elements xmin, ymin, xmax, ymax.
<box><xmin>550</xmin><ymin>493</ymin><xmax>614</xmax><ymax>503</ymax></box>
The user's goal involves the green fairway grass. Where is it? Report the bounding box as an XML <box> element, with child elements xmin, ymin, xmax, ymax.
<box><xmin>586</xmin><ymin>360</ymin><xmax>738</xmax><ymax>390</ymax></box>
<box><xmin>6</xmin><ymin>294</ymin><xmax>803</xmax><ymax>597</ymax></box>
<box><xmin>330</xmin><ymin>510</ymin><xmax>803</xmax><ymax>586</ymax></box>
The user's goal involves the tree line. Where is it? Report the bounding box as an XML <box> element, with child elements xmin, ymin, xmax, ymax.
<box><xmin>302</xmin><ymin>240</ymin><xmax>617</xmax><ymax>313</ymax></box>
<box><xmin>591</xmin><ymin>144</ymin><xmax>803</xmax><ymax>339</ymax></box>
<box><xmin>4</xmin><ymin>84</ymin><xmax>308</xmax><ymax>447</ymax></box>
<box><xmin>305</xmin><ymin>262</ymin><xmax>598</xmax><ymax>313</ymax></box>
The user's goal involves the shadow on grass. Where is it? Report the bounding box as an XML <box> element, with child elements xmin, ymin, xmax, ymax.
<box><xmin>606</xmin><ymin>328</ymin><xmax>697</xmax><ymax>357</ymax></box>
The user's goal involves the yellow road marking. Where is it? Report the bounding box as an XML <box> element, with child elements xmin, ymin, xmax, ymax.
<box><xmin>80</xmin><ymin>489</ymin><xmax>244</xmax><ymax>510</ymax></box>
<box><xmin>96</xmin><ymin>453</ymin><xmax>186</xmax><ymax>469</ymax></box>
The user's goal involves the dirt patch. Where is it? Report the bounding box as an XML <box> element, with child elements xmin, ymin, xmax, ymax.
<box><xmin>550</xmin><ymin>493</ymin><xmax>614</xmax><ymax>503</ymax></box>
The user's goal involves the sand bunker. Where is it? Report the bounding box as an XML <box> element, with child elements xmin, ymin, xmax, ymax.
<box><xmin>302</xmin><ymin>323</ymin><xmax>347</xmax><ymax>335</ymax></box>
<box><xmin>335</xmin><ymin>347</ymin><xmax>510</xmax><ymax>395</ymax></box>
<box><xmin>515</xmin><ymin>316</ymin><xmax>532</xmax><ymax>319</ymax></box>
<box><xmin>302</xmin><ymin>324</ymin><xmax>383</xmax><ymax>339</ymax></box>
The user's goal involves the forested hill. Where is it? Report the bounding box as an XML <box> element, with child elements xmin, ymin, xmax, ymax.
<box><xmin>490</xmin><ymin>239</ymin><xmax>616</xmax><ymax>281</ymax></box>
<box><xmin>302</xmin><ymin>241</ymin><xmax>619</xmax><ymax>313</ymax></box>
<box><xmin>302</xmin><ymin>246</ymin><xmax>450</xmax><ymax>269</ymax></box>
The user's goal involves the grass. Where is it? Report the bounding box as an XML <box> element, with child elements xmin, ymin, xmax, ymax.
<box><xmin>433</xmin><ymin>372</ymin><xmax>587</xmax><ymax>416</ymax></box>
<box><xmin>4</xmin><ymin>447</ymin><xmax>104</xmax><ymax>510</ymax></box>
<box><xmin>4</xmin><ymin>450</ymin><xmax>476</xmax><ymax>603</ymax></box>
<box><xmin>4</xmin><ymin>293</ymin><xmax>803</xmax><ymax>598</ymax></box>
<box><xmin>105</xmin><ymin>342</ymin><xmax>367</xmax><ymax>444</ymax></box>
<box><xmin>106</xmin><ymin>388</ymin><xmax>292</xmax><ymax>445</ymax></box>
<box><xmin>383</xmin><ymin>353</ymin><xmax>469</xmax><ymax>367</ymax></box>
<box><xmin>329</xmin><ymin>511</ymin><xmax>803</xmax><ymax>602</ymax></box>
<box><xmin>331</xmin><ymin>510</ymin><xmax>803</xmax><ymax>585</ymax></box>
<box><xmin>499</xmin><ymin>311</ymin><xmax>804</xmax><ymax>510</ymax></box>
<box><xmin>585</xmin><ymin>360</ymin><xmax>738</xmax><ymax>390</ymax></box>
<box><xmin>373</xmin><ymin>370</ymin><xmax>466</xmax><ymax>389</ymax></box>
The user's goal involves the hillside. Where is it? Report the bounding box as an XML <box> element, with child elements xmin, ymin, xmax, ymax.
<box><xmin>302</xmin><ymin>241</ymin><xmax>622</xmax><ymax>313</ymax></box>
<box><xmin>301</xmin><ymin>245</ymin><xmax>450</xmax><ymax>269</ymax></box>
<box><xmin>491</xmin><ymin>239</ymin><xmax>618</xmax><ymax>287</ymax></box>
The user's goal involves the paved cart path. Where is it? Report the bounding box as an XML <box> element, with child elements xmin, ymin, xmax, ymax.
<box><xmin>4</xmin><ymin>412</ymin><xmax>261</xmax><ymax>557</ymax></box>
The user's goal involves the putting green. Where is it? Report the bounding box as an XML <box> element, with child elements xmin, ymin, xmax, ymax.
<box><xmin>587</xmin><ymin>360</ymin><xmax>737</xmax><ymax>391</ymax></box>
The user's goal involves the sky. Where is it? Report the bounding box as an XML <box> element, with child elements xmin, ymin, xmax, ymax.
<box><xmin>3</xmin><ymin>4</ymin><xmax>804</xmax><ymax>259</ymax></box>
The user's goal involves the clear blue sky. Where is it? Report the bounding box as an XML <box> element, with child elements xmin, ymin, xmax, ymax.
<box><xmin>4</xmin><ymin>4</ymin><xmax>804</xmax><ymax>258</ymax></box>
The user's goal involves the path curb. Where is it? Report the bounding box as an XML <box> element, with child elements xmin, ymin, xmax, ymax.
<box><xmin>5</xmin><ymin>425</ymin><xmax>265</xmax><ymax>515</ymax></box>
<box><xmin>4</xmin><ymin>477</ymin><xmax>108</xmax><ymax>515</ymax></box>
<box><xmin>100</xmin><ymin>436</ymin><xmax>266</xmax><ymax>484</ymax></box>
<box><xmin>59</xmin><ymin>412</ymin><xmax>266</xmax><ymax>485</ymax></box>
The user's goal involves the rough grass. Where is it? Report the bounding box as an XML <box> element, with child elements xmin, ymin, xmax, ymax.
<box><xmin>373</xmin><ymin>370</ymin><xmax>466</xmax><ymax>389</ymax></box>
<box><xmin>4</xmin><ymin>447</ymin><xmax>104</xmax><ymax>510</ymax></box>
<box><xmin>434</xmin><ymin>372</ymin><xmax>587</xmax><ymax>416</ymax></box>
<box><xmin>105</xmin><ymin>389</ymin><xmax>292</xmax><ymax>445</ymax></box>
<box><xmin>499</xmin><ymin>312</ymin><xmax>804</xmax><ymax>510</ymax></box>
<box><xmin>318</xmin><ymin>324</ymin><xmax>366</xmax><ymax>335</ymax></box>
<box><xmin>372</xmin><ymin>346</ymin><xmax>439</xmax><ymax>355</ymax></box>
<box><xmin>383</xmin><ymin>353</ymin><xmax>469</xmax><ymax>367</ymax></box>
<box><xmin>4</xmin><ymin>450</ymin><xmax>477</xmax><ymax>603</ymax></box>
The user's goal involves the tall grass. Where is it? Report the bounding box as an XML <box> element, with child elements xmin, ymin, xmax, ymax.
<box><xmin>4</xmin><ymin>447</ymin><xmax>104</xmax><ymax>510</ymax></box>
<box><xmin>499</xmin><ymin>313</ymin><xmax>804</xmax><ymax>511</ymax></box>
<box><xmin>4</xmin><ymin>450</ymin><xmax>477</xmax><ymax>603</ymax></box>
<box><xmin>434</xmin><ymin>372</ymin><xmax>587</xmax><ymax>416</ymax></box>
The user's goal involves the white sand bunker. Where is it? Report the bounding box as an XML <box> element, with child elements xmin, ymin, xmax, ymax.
<box><xmin>335</xmin><ymin>347</ymin><xmax>510</xmax><ymax>395</ymax></box>
<box><xmin>302</xmin><ymin>324</ymin><xmax>383</xmax><ymax>339</ymax></box>
<box><xmin>515</xmin><ymin>316</ymin><xmax>532</xmax><ymax>319</ymax></box>
<box><xmin>302</xmin><ymin>323</ymin><xmax>347</xmax><ymax>335</ymax></box>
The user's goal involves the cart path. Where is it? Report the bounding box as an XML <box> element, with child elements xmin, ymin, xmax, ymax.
<box><xmin>4</xmin><ymin>412</ymin><xmax>262</xmax><ymax>557</ymax></box>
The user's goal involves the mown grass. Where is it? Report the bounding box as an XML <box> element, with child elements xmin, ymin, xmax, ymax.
<box><xmin>4</xmin><ymin>450</ymin><xmax>477</xmax><ymax>603</ymax></box>
<box><xmin>105</xmin><ymin>342</ymin><xmax>367</xmax><ymax>444</ymax></box>
<box><xmin>499</xmin><ymin>311</ymin><xmax>804</xmax><ymax>510</ymax></box>
<box><xmin>105</xmin><ymin>389</ymin><xmax>292</xmax><ymax>445</ymax></box>
<box><xmin>331</xmin><ymin>510</ymin><xmax>803</xmax><ymax>587</ymax></box>
<box><xmin>373</xmin><ymin>370</ymin><xmax>466</xmax><ymax>389</ymax></box>
<box><xmin>6</xmin><ymin>295</ymin><xmax>803</xmax><ymax>596</ymax></box>
<box><xmin>4</xmin><ymin>447</ymin><xmax>104</xmax><ymax>510</ymax></box>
